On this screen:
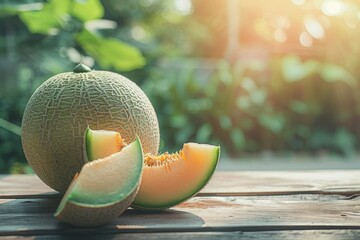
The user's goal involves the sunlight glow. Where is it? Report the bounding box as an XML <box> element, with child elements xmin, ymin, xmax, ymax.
<box><xmin>304</xmin><ymin>16</ymin><xmax>325</xmax><ymax>39</ymax></box>
<box><xmin>131</xmin><ymin>25</ymin><xmax>147</xmax><ymax>41</ymax></box>
<box><xmin>291</xmin><ymin>0</ymin><xmax>305</xmax><ymax>6</ymax></box>
<box><xmin>344</xmin><ymin>15</ymin><xmax>357</xmax><ymax>29</ymax></box>
<box><xmin>274</xmin><ymin>29</ymin><xmax>287</xmax><ymax>43</ymax></box>
<box><xmin>174</xmin><ymin>0</ymin><xmax>192</xmax><ymax>15</ymax></box>
<box><xmin>321</xmin><ymin>0</ymin><xmax>346</xmax><ymax>16</ymax></box>
<box><xmin>273</xmin><ymin>16</ymin><xmax>291</xmax><ymax>29</ymax></box>
<box><xmin>299</xmin><ymin>31</ymin><xmax>313</xmax><ymax>47</ymax></box>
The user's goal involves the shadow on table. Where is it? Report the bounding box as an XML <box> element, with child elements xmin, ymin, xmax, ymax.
<box><xmin>1</xmin><ymin>195</ymin><xmax>206</xmax><ymax>239</ymax></box>
<box><xmin>121</xmin><ymin>208</ymin><xmax>206</xmax><ymax>227</ymax></box>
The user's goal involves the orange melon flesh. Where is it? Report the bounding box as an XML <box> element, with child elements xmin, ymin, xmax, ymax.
<box><xmin>54</xmin><ymin>138</ymin><xmax>143</xmax><ymax>227</ymax></box>
<box><xmin>82</xmin><ymin>128</ymin><xmax>220</xmax><ymax>209</ymax></box>
<box><xmin>132</xmin><ymin>143</ymin><xmax>220</xmax><ymax>209</ymax></box>
<box><xmin>85</xmin><ymin>127</ymin><xmax>127</xmax><ymax>161</ymax></box>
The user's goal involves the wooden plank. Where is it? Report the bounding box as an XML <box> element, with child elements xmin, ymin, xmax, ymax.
<box><xmin>2</xmin><ymin>171</ymin><xmax>360</xmax><ymax>198</ymax></box>
<box><xmin>0</xmin><ymin>175</ymin><xmax>55</xmax><ymax>198</ymax></box>
<box><xmin>1</xmin><ymin>195</ymin><xmax>360</xmax><ymax>236</ymax></box>
<box><xmin>3</xmin><ymin>230</ymin><xmax>360</xmax><ymax>240</ymax></box>
<box><xmin>201</xmin><ymin>171</ymin><xmax>360</xmax><ymax>196</ymax></box>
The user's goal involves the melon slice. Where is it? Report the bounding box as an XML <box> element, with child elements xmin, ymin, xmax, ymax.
<box><xmin>133</xmin><ymin>143</ymin><xmax>220</xmax><ymax>209</ymax></box>
<box><xmin>54</xmin><ymin>138</ymin><xmax>143</xmax><ymax>227</ymax></box>
<box><xmin>82</xmin><ymin>128</ymin><xmax>220</xmax><ymax>210</ymax></box>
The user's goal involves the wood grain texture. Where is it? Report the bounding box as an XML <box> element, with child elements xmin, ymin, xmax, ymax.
<box><xmin>2</xmin><ymin>171</ymin><xmax>360</xmax><ymax>238</ymax></box>
<box><xmin>0</xmin><ymin>175</ymin><xmax>55</xmax><ymax>198</ymax></box>
<box><xmin>2</xmin><ymin>230</ymin><xmax>360</xmax><ymax>240</ymax></box>
<box><xmin>2</xmin><ymin>170</ymin><xmax>360</xmax><ymax>198</ymax></box>
<box><xmin>1</xmin><ymin>195</ymin><xmax>360</xmax><ymax>236</ymax></box>
<box><xmin>201</xmin><ymin>170</ymin><xmax>360</xmax><ymax>196</ymax></box>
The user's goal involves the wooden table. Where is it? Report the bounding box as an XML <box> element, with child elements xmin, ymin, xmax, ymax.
<box><xmin>1</xmin><ymin>170</ymin><xmax>360</xmax><ymax>239</ymax></box>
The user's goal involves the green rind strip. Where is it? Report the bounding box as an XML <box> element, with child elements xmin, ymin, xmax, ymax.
<box><xmin>132</xmin><ymin>145</ymin><xmax>220</xmax><ymax>210</ymax></box>
<box><xmin>85</xmin><ymin>127</ymin><xmax>94</xmax><ymax>161</ymax></box>
<box><xmin>54</xmin><ymin>174</ymin><xmax>80</xmax><ymax>216</ymax></box>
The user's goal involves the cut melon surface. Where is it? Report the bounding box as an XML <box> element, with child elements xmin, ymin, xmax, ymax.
<box><xmin>132</xmin><ymin>142</ymin><xmax>220</xmax><ymax>209</ymax></box>
<box><xmin>85</xmin><ymin>127</ymin><xmax>127</xmax><ymax>162</ymax></box>
<box><xmin>54</xmin><ymin>138</ymin><xmax>143</xmax><ymax>227</ymax></box>
<box><xmin>81</xmin><ymin>128</ymin><xmax>220</xmax><ymax>210</ymax></box>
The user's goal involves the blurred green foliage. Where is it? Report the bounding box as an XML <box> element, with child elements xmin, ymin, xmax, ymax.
<box><xmin>1</xmin><ymin>0</ymin><xmax>360</xmax><ymax>173</ymax></box>
<box><xmin>145</xmin><ymin>56</ymin><xmax>359</xmax><ymax>156</ymax></box>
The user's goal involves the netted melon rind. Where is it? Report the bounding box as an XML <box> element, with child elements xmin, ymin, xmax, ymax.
<box><xmin>21</xmin><ymin>70</ymin><xmax>159</xmax><ymax>193</ymax></box>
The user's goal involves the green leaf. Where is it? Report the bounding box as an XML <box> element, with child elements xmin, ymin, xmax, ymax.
<box><xmin>236</xmin><ymin>96</ymin><xmax>251</xmax><ymax>110</ymax></box>
<box><xmin>282</xmin><ymin>55</ymin><xmax>319</xmax><ymax>82</ymax></box>
<box><xmin>0</xmin><ymin>118</ymin><xmax>21</xmax><ymax>136</ymax></box>
<box><xmin>20</xmin><ymin>10</ymin><xmax>58</xmax><ymax>34</ymax></box>
<box><xmin>72</xmin><ymin>0</ymin><xmax>104</xmax><ymax>21</ymax></box>
<box><xmin>219</xmin><ymin>115</ymin><xmax>232</xmax><ymax>130</ymax></box>
<box><xmin>290</xmin><ymin>101</ymin><xmax>308</xmax><ymax>114</ymax></box>
<box><xmin>258</xmin><ymin>113</ymin><xmax>285</xmax><ymax>134</ymax></box>
<box><xmin>230</xmin><ymin>128</ymin><xmax>245</xmax><ymax>149</ymax></box>
<box><xmin>334</xmin><ymin>128</ymin><xmax>355</xmax><ymax>156</ymax></box>
<box><xmin>217</xmin><ymin>60</ymin><xmax>232</xmax><ymax>85</ymax></box>
<box><xmin>196</xmin><ymin>124</ymin><xmax>212</xmax><ymax>142</ymax></box>
<box><xmin>241</xmin><ymin>77</ymin><xmax>256</xmax><ymax>92</ymax></box>
<box><xmin>10</xmin><ymin>162</ymin><xmax>34</xmax><ymax>174</ymax></box>
<box><xmin>170</xmin><ymin>114</ymin><xmax>188</xmax><ymax>128</ymax></box>
<box><xmin>76</xmin><ymin>30</ymin><xmax>146</xmax><ymax>71</ymax></box>
<box><xmin>0</xmin><ymin>3</ymin><xmax>43</xmax><ymax>18</ymax></box>
<box><xmin>176</xmin><ymin>125</ymin><xmax>194</xmax><ymax>145</ymax></box>
<box><xmin>320</xmin><ymin>63</ymin><xmax>356</xmax><ymax>86</ymax></box>
<box><xmin>250</xmin><ymin>89</ymin><xmax>267</xmax><ymax>106</ymax></box>
<box><xmin>247</xmin><ymin>59</ymin><xmax>266</xmax><ymax>72</ymax></box>
<box><xmin>19</xmin><ymin>0</ymin><xmax>71</xmax><ymax>34</ymax></box>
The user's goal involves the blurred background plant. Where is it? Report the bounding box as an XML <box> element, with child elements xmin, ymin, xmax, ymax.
<box><xmin>1</xmin><ymin>0</ymin><xmax>360</xmax><ymax>173</ymax></box>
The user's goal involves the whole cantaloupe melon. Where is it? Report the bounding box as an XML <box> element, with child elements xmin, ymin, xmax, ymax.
<box><xmin>21</xmin><ymin>64</ymin><xmax>159</xmax><ymax>193</ymax></box>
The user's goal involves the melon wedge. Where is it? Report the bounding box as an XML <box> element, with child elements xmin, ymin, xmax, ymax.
<box><xmin>54</xmin><ymin>138</ymin><xmax>143</xmax><ymax>227</ymax></box>
<box><xmin>133</xmin><ymin>143</ymin><xmax>220</xmax><ymax>209</ymax></box>
<box><xmin>82</xmin><ymin>128</ymin><xmax>220</xmax><ymax>210</ymax></box>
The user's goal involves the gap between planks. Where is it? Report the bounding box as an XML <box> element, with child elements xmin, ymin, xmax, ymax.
<box><xmin>3</xmin><ymin>225</ymin><xmax>360</xmax><ymax>237</ymax></box>
<box><xmin>3</xmin><ymin>230</ymin><xmax>360</xmax><ymax>240</ymax></box>
<box><xmin>2</xmin><ymin>190</ymin><xmax>360</xmax><ymax>200</ymax></box>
